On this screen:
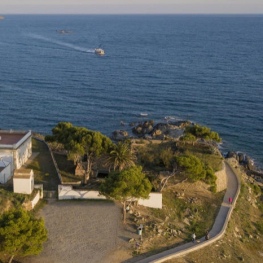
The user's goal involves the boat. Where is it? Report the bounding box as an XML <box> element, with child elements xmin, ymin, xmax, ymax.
<box><xmin>95</xmin><ymin>48</ymin><xmax>105</xmax><ymax>56</ymax></box>
<box><xmin>140</xmin><ymin>113</ymin><xmax>148</xmax><ymax>117</ymax></box>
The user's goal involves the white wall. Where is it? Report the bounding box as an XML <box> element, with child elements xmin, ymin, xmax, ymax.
<box><xmin>34</xmin><ymin>184</ymin><xmax>44</xmax><ymax>198</ymax></box>
<box><xmin>14</xmin><ymin>137</ymin><xmax>32</xmax><ymax>169</ymax></box>
<box><xmin>13</xmin><ymin>170</ymin><xmax>34</xmax><ymax>195</ymax></box>
<box><xmin>138</xmin><ymin>193</ymin><xmax>162</xmax><ymax>209</ymax></box>
<box><xmin>31</xmin><ymin>191</ymin><xmax>41</xmax><ymax>209</ymax></box>
<box><xmin>58</xmin><ymin>185</ymin><xmax>162</xmax><ymax>209</ymax></box>
<box><xmin>13</xmin><ymin>178</ymin><xmax>32</xmax><ymax>194</ymax></box>
<box><xmin>58</xmin><ymin>185</ymin><xmax>106</xmax><ymax>200</ymax></box>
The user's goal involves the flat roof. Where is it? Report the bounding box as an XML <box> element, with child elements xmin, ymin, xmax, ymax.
<box><xmin>0</xmin><ymin>131</ymin><xmax>29</xmax><ymax>145</ymax></box>
<box><xmin>14</xmin><ymin>169</ymin><xmax>33</xmax><ymax>179</ymax></box>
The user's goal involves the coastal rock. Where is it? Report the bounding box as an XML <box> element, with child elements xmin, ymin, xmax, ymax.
<box><xmin>226</xmin><ymin>151</ymin><xmax>237</xmax><ymax>159</ymax></box>
<box><xmin>131</xmin><ymin>120</ymin><xmax>191</xmax><ymax>140</ymax></box>
<box><xmin>237</xmin><ymin>152</ymin><xmax>246</xmax><ymax>163</ymax></box>
<box><xmin>132</xmin><ymin>120</ymin><xmax>154</xmax><ymax>136</ymax></box>
<box><xmin>111</xmin><ymin>130</ymin><xmax>129</xmax><ymax>140</ymax></box>
<box><xmin>152</xmin><ymin>129</ymin><xmax>162</xmax><ymax>137</ymax></box>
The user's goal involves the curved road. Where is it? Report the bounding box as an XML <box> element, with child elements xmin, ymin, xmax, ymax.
<box><xmin>132</xmin><ymin>161</ymin><xmax>241</xmax><ymax>263</ymax></box>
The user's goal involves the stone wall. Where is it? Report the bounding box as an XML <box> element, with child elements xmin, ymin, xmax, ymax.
<box><xmin>215</xmin><ymin>162</ymin><xmax>227</xmax><ymax>192</ymax></box>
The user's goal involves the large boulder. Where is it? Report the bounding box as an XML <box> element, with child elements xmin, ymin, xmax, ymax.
<box><xmin>112</xmin><ymin>130</ymin><xmax>129</xmax><ymax>140</ymax></box>
<box><xmin>226</xmin><ymin>151</ymin><xmax>237</xmax><ymax>159</ymax></box>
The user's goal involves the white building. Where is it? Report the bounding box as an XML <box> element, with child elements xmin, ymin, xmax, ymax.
<box><xmin>13</xmin><ymin>169</ymin><xmax>34</xmax><ymax>195</ymax></box>
<box><xmin>0</xmin><ymin>130</ymin><xmax>32</xmax><ymax>183</ymax></box>
<box><xmin>0</xmin><ymin>157</ymin><xmax>12</xmax><ymax>184</ymax></box>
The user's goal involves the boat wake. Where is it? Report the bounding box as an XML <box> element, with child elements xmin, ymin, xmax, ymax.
<box><xmin>26</xmin><ymin>33</ymin><xmax>94</xmax><ymax>53</ymax></box>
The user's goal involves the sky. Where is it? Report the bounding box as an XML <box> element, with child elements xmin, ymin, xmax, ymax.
<box><xmin>1</xmin><ymin>0</ymin><xmax>263</xmax><ymax>15</ymax></box>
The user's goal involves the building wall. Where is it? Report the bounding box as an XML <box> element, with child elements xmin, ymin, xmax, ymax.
<box><xmin>0</xmin><ymin>164</ymin><xmax>11</xmax><ymax>184</ymax></box>
<box><xmin>13</xmin><ymin>176</ymin><xmax>33</xmax><ymax>194</ymax></box>
<box><xmin>0</xmin><ymin>151</ymin><xmax>14</xmax><ymax>175</ymax></box>
<box><xmin>13</xmin><ymin>137</ymin><xmax>32</xmax><ymax>169</ymax></box>
<box><xmin>0</xmin><ymin>131</ymin><xmax>32</xmax><ymax>172</ymax></box>
<box><xmin>0</xmin><ymin>156</ymin><xmax>12</xmax><ymax>183</ymax></box>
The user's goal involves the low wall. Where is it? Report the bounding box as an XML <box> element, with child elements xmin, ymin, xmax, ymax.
<box><xmin>31</xmin><ymin>191</ymin><xmax>40</xmax><ymax>209</ymax></box>
<box><xmin>58</xmin><ymin>185</ymin><xmax>106</xmax><ymax>200</ymax></box>
<box><xmin>58</xmin><ymin>185</ymin><xmax>162</xmax><ymax>209</ymax></box>
<box><xmin>34</xmin><ymin>184</ymin><xmax>43</xmax><ymax>198</ymax></box>
<box><xmin>215</xmin><ymin>162</ymin><xmax>227</xmax><ymax>192</ymax></box>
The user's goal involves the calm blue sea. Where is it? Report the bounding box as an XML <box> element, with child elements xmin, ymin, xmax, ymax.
<box><xmin>0</xmin><ymin>15</ymin><xmax>262</xmax><ymax>168</ymax></box>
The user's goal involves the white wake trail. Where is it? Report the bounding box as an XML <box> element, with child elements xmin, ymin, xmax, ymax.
<box><xmin>27</xmin><ymin>33</ymin><xmax>94</xmax><ymax>53</ymax></box>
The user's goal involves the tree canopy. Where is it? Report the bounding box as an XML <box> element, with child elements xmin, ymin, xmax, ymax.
<box><xmin>45</xmin><ymin>122</ymin><xmax>114</xmax><ymax>182</ymax></box>
<box><xmin>105</xmin><ymin>140</ymin><xmax>136</xmax><ymax>171</ymax></box>
<box><xmin>100</xmin><ymin>165</ymin><xmax>152</xmax><ymax>222</ymax></box>
<box><xmin>46</xmin><ymin>122</ymin><xmax>113</xmax><ymax>156</ymax></box>
<box><xmin>0</xmin><ymin>208</ymin><xmax>47</xmax><ymax>263</ymax></box>
<box><xmin>175</xmin><ymin>153</ymin><xmax>206</xmax><ymax>181</ymax></box>
<box><xmin>184</xmin><ymin>124</ymin><xmax>221</xmax><ymax>142</ymax></box>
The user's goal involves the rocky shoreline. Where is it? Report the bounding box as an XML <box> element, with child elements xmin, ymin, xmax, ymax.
<box><xmin>111</xmin><ymin>119</ymin><xmax>192</xmax><ymax>141</ymax></box>
<box><xmin>225</xmin><ymin>151</ymin><xmax>263</xmax><ymax>183</ymax></box>
<box><xmin>111</xmin><ymin>118</ymin><xmax>263</xmax><ymax>183</ymax></box>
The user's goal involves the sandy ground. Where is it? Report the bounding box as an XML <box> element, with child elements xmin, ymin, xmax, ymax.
<box><xmin>22</xmin><ymin>200</ymin><xmax>136</xmax><ymax>263</ymax></box>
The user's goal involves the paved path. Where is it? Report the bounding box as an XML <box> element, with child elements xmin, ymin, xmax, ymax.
<box><xmin>133</xmin><ymin>161</ymin><xmax>241</xmax><ymax>263</ymax></box>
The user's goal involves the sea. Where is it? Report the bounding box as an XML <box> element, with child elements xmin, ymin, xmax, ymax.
<box><xmin>0</xmin><ymin>15</ymin><xmax>262</xmax><ymax>169</ymax></box>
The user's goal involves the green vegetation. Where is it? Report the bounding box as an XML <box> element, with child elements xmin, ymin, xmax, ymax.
<box><xmin>176</xmin><ymin>169</ymin><xmax>263</xmax><ymax>263</ymax></box>
<box><xmin>100</xmin><ymin>165</ymin><xmax>152</xmax><ymax>223</ymax></box>
<box><xmin>136</xmin><ymin>139</ymin><xmax>220</xmax><ymax>191</ymax></box>
<box><xmin>0</xmin><ymin>208</ymin><xmax>47</xmax><ymax>263</ymax></box>
<box><xmin>182</xmin><ymin>124</ymin><xmax>222</xmax><ymax>142</ymax></box>
<box><xmin>136</xmin><ymin>142</ymin><xmax>176</xmax><ymax>172</ymax></box>
<box><xmin>25</xmin><ymin>138</ymin><xmax>60</xmax><ymax>190</ymax></box>
<box><xmin>175</xmin><ymin>154</ymin><xmax>206</xmax><ymax>181</ymax></box>
<box><xmin>175</xmin><ymin>153</ymin><xmax>217</xmax><ymax>191</ymax></box>
<box><xmin>53</xmin><ymin>153</ymin><xmax>79</xmax><ymax>183</ymax></box>
<box><xmin>105</xmin><ymin>140</ymin><xmax>136</xmax><ymax>171</ymax></box>
<box><xmin>46</xmin><ymin>122</ymin><xmax>113</xmax><ymax>183</ymax></box>
<box><xmin>0</xmin><ymin>189</ymin><xmax>26</xmax><ymax>215</ymax></box>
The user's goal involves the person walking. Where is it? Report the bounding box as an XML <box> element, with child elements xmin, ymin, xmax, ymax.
<box><xmin>228</xmin><ymin>197</ymin><xmax>233</xmax><ymax>204</ymax></box>
<box><xmin>192</xmin><ymin>233</ymin><xmax>196</xmax><ymax>243</ymax></box>
<box><xmin>205</xmin><ymin>230</ymin><xmax>210</xmax><ymax>240</ymax></box>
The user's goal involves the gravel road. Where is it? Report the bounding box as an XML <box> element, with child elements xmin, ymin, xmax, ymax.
<box><xmin>23</xmin><ymin>200</ymin><xmax>133</xmax><ymax>263</ymax></box>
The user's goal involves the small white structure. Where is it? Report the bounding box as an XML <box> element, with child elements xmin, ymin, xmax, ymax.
<box><xmin>13</xmin><ymin>169</ymin><xmax>34</xmax><ymax>195</ymax></box>
<box><xmin>138</xmin><ymin>193</ymin><xmax>162</xmax><ymax>209</ymax></box>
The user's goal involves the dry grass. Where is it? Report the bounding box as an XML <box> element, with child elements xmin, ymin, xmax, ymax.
<box><xmin>123</xmin><ymin>180</ymin><xmax>225</xmax><ymax>258</ymax></box>
<box><xmin>25</xmin><ymin>139</ymin><xmax>60</xmax><ymax>190</ymax></box>
<box><xmin>163</xmin><ymin>162</ymin><xmax>263</xmax><ymax>263</ymax></box>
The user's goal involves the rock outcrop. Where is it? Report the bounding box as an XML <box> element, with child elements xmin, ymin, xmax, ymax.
<box><xmin>132</xmin><ymin>120</ymin><xmax>191</xmax><ymax>140</ymax></box>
